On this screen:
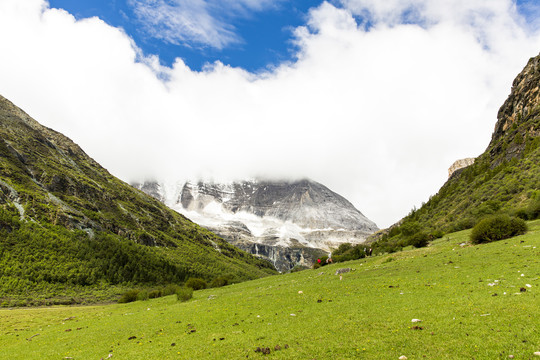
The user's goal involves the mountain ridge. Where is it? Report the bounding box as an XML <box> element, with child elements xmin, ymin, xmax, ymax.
<box><xmin>134</xmin><ymin>178</ymin><xmax>378</xmax><ymax>271</ymax></box>
<box><xmin>0</xmin><ymin>95</ymin><xmax>276</xmax><ymax>306</ymax></box>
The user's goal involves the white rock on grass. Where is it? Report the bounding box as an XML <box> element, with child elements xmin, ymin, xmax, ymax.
<box><xmin>399</xmin><ymin>356</ymin><xmax>408</xmax><ymax>360</ymax></box>
<box><xmin>534</xmin><ymin>351</ymin><xmax>540</xmax><ymax>356</ymax></box>
<box><xmin>411</xmin><ymin>319</ymin><xmax>422</xmax><ymax>323</ymax></box>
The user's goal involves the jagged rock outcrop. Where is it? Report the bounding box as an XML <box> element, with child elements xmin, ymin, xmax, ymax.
<box><xmin>134</xmin><ymin>179</ymin><xmax>378</xmax><ymax>272</ymax></box>
<box><xmin>489</xmin><ymin>53</ymin><xmax>540</xmax><ymax>165</ymax></box>
<box><xmin>448</xmin><ymin>158</ymin><xmax>476</xmax><ymax>178</ymax></box>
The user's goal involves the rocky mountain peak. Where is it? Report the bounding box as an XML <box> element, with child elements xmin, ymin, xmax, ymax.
<box><xmin>134</xmin><ymin>178</ymin><xmax>378</xmax><ymax>272</ymax></box>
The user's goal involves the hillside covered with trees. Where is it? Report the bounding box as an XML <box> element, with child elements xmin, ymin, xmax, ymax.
<box><xmin>0</xmin><ymin>95</ymin><xmax>276</xmax><ymax>306</ymax></box>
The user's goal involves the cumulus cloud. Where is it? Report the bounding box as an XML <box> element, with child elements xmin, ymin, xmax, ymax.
<box><xmin>128</xmin><ymin>0</ymin><xmax>283</xmax><ymax>49</ymax></box>
<box><xmin>0</xmin><ymin>0</ymin><xmax>539</xmax><ymax>228</ymax></box>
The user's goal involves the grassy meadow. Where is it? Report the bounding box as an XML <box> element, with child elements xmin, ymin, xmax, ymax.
<box><xmin>1</xmin><ymin>220</ymin><xmax>539</xmax><ymax>359</ymax></box>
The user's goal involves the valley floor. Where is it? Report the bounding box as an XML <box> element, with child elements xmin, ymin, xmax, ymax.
<box><xmin>1</xmin><ymin>221</ymin><xmax>539</xmax><ymax>359</ymax></box>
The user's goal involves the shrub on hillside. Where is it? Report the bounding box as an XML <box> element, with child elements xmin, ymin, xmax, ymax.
<box><xmin>161</xmin><ymin>284</ymin><xmax>181</xmax><ymax>296</ymax></box>
<box><xmin>332</xmin><ymin>243</ymin><xmax>368</xmax><ymax>263</ymax></box>
<box><xmin>185</xmin><ymin>277</ymin><xmax>207</xmax><ymax>291</ymax></box>
<box><xmin>430</xmin><ymin>229</ymin><xmax>445</xmax><ymax>239</ymax></box>
<box><xmin>137</xmin><ymin>289</ymin><xmax>149</xmax><ymax>301</ymax></box>
<box><xmin>210</xmin><ymin>275</ymin><xmax>230</xmax><ymax>288</ymax></box>
<box><xmin>408</xmin><ymin>232</ymin><xmax>430</xmax><ymax>248</ymax></box>
<box><xmin>333</xmin><ymin>243</ymin><xmax>353</xmax><ymax>256</ymax></box>
<box><xmin>176</xmin><ymin>287</ymin><xmax>193</xmax><ymax>302</ymax></box>
<box><xmin>470</xmin><ymin>215</ymin><xmax>527</xmax><ymax>244</ymax></box>
<box><xmin>289</xmin><ymin>265</ymin><xmax>309</xmax><ymax>273</ymax></box>
<box><xmin>148</xmin><ymin>289</ymin><xmax>162</xmax><ymax>299</ymax></box>
<box><xmin>118</xmin><ymin>289</ymin><xmax>140</xmax><ymax>304</ymax></box>
<box><xmin>450</xmin><ymin>217</ymin><xmax>477</xmax><ymax>232</ymax></box>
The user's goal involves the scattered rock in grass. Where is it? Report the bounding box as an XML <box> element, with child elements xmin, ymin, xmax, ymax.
<box><xmin>275</xmin><ymin>345</ymin><xmax>282</xmax><ymax>351</ymax></box>
<box><xmin>520</xmin><ymin>287</ymin><xmax>527</xmax><ymax>292</ymax></box>
<box><xmin>290</xmin><ymin>314</ymin><xmax>296</xmax><ymax>316</ymax></box>
<box><xmin>298</xmin><ymin>291</ymin><xmax>303</xmax><ymax>294</ymax></box>
<box><xmin>411</xmin><ymin>326</ymin><xmax>423</xmax><ymax>330</ymax></box>
<box><xmin>399</xmin><ymin>356</ymin><xmax>408</xmax><ymax>360</ymax></box>
<box><xmin>128</xmin><ymin>336</ymin><xmax>136</xmax><ymax>340</ymax></box>
<box><xmin>65</xmin><ymin>329</ymin><xmax>72</xmax><ymax>332</ymax></box>
<box><xmin>317</xmin><ymin>299</ymin><xmax>323</xmax><ymax>303</ymax></box>
<box><xmin>411</xmin><ymin>319</ymin><xmax>422</xmax><ymax>323</ymax></box>
<box><xmin>335</xmin><ymin>268</ymin><xmax>351</xmax><ymax>275</ymax></box>
<box><xmin>508</xmin><ymin>355</ymin><xmax>514</xmax><ymax>358</ymax></box>
<box><xmin>284</xmin><ymin>344</ymin><xmax>289</xmax><ymax>349</ymax></box>
<box><xmin>534</xmin><ymin>351</ymin><xmax>540</xmax><ymax>356</ymax></box>
<box><xmin>492</xmin><ymin>293</ymin><xmax>498</xmax><ymax>296</ymax></box>
<box><xmin>207</xmin><ymin>295</ymin><xmax>216</xmax><ymax>300</ymax></box>
<box><xmin>526</xmin><ymin>284</ymin><xmax>532</xmax><ymax>288</ymax></box>
<box><xmin>171</xmin><ymin>343</ymin><xmax>176</xmax><ymax>346</ymax></box>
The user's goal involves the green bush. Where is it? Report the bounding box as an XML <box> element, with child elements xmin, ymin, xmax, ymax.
<box><xmin>209</xmin><ymin>276</ymin><xmax>230</xmax><ymax>288</ymax></box>
<box><xmin>527</xmin><ymin>198</ymin><xmax>540</xmax><ymax>220</ymax></box>
<box><xmin>333</xmin><ymin>243</ymin><xmax>353</xmax><ymax>256</ymax></box>
<box><xmin>185</xmin><ymin>277</ymin><xmax>207</xmax><ymax>291</ymax></box>
<box><xmin>148</xmin><ymin>289</ymin><xmax>162</xmax><ymax>299</ymax></box>
<box><xmin>176</xmin><ymin>287</ymin><xmax>193</xmax><ymax>302</ymax></box>
<box><xmin>137</xmin><ymin>290</ymin><xmax>149</xmax><ymax>301</ymax></box>
<box><xmin>470</xmin><ymin>215</ymin><xmax>527</xmax><ymax>244</ymax></box>
<box><xmin>289</xmin><ymin>265</ymin><xmax>308</xmax><ymax>273</ymax></box>
<box><xmin>118</xmin><ymin>289</ymin><xmax>140</xmax><ymax>304</ymax></box>
<box><xmin>161</xmin><ymin>284</ymin><xmax>181</xmax><ymax>296</ymax></box>
<box><xmin>408</xmin><ymin>232</ymin><xmax>430</xmax><ymax>248</ymax></box>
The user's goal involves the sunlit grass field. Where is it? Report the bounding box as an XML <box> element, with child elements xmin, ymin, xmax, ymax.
<box><xmin>1</xmin><ymin>220</ymin><xmax>539</xmax><ymax>359</ymax></box>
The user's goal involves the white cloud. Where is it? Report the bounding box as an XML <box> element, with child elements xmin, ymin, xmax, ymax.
<box><xmin>128</xmin><ymin>0</ymin><xmax>282</xmax><ymax>49</ymax></box>
<box><xmin>0</xmin><ymin>0</ymin><xmax>539</xmax><ymax>228</ymax></box>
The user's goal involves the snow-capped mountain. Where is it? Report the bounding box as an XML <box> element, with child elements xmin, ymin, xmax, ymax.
<box><xmin>133</xmin><ymin>179</ymin><xmax>378</xmax><ymax>271</ymax></box>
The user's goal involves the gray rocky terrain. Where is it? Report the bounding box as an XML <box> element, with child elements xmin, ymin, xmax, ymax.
<box><xmin>134</xmin><ymin>179</ymin><xmax>378</xmax><ymax>271</ymax></box>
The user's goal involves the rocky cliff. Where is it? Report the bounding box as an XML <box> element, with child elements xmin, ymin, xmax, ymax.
<box><xmin>448</xmin><ymin>158</ymin><xmax>476</xmax><ymax>178</ymax></box>
<box><xmin>134</xmin><ymin>179</ymin><xmax>378</xmax><ymax>271</ymax></box>
<box><xmin>489</xmin><ymin>54</ymin><xmax>540</xmax><ymax>165</ymax></box>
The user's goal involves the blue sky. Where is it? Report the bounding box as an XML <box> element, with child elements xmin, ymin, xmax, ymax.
<box><xmin>48</xmin><ymin>0</ymin><xmax>540</xmax><ymax>72</ymax></box>
<box><xmin>48</xmin><ymin>0</ymin><xmax>316</xmax><ymax>72</ymax></box>
<box><xmin>1</xmin><ymin>0</ymin><xmax>540</xmax><ymax>227</ymax></box>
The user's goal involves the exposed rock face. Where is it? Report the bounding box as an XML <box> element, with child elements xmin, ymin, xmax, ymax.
<box><xmin>448</xmin><ymin>158</ymin><xmax>476</xmax><ymax>178</ymax></box>
<box><xmin>134</xmin><ymin>179</ymin><xmax>378</xmax><ymax>272</ymax></box>
<box><xmin>493</xmin><ymin>54</ymin><xmax>540</xmax><ymax>141</ymax></box>
<box><xmin>489</xmin><ymin>53</ymin><xmax>540</xmax><ymax>165</ymax></box>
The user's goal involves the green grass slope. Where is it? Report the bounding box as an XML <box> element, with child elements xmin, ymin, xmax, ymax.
<box><xmin>0</xmin><ymin>95</ymin><xmax>276</xmax><ymax>306</ymax></box>
<box><xmin>1</xmin><ymin>220</ymin><xmax>538</xmax><ymax>359</ymax></box>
